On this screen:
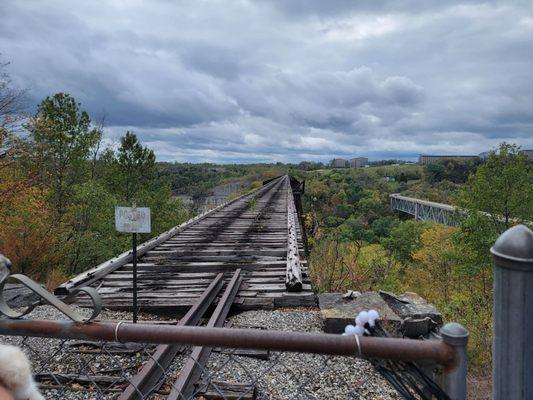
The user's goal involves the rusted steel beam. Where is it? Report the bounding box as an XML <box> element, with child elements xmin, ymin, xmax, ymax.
<box><xmin>0</xmin><ymin>319</ymin><xmax>456</xmax><ymax>367</ymax></box>
<box><xmin>118</xmin><ymin>273</ymin><xmax>225</xmax><ymax>400</ymax></box>
<box><xmin>168</xmin><ymin>269</ymin><xmax>243</xmax><ymax>400</ymax></box>
<box><xmin>286</xmin><ymin>177</ymin><xmax>303</xmax><ymax>291</ymax></box>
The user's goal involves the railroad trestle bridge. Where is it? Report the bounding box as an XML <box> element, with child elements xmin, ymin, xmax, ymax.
<box><xmin>55</xmin><ymin>175</ymin><xmax>315</xmax><ymax>313</ymax></box>
<box><xmin>390</xmin><ymin>194</ymin><xmax>458</xmax><ymax>226</ymax></box>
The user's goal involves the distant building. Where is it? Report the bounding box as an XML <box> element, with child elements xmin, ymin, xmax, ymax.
<box><xmin>331</xmin><ymin>158</ymin><xmax>349</xmax><ymax>168</ymax></box>
<box><xmin>520</xmin><ymin>149</ymin><xmax>533</xmax><ymax>159</ymax></box>
<box><xmin>349</xmin><ymin>157</ymin><xmax>368</xmax><ymax>168</ymax></box>
<box><xmin>330</xmin><ymin>157</ymin><xmax>368</xmax><ymax>168</ymax></box>
<box><xmin>418</xmin><ymin>154</ymin><xmax>479</xmax><ymax>165</ymax></box>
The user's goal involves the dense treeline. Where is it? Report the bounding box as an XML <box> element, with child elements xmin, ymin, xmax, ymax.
<box><xmin>157</xmin><ymin>162</ymin><xmax>290</xmax><ymax>199</ymax></box>
<box><xmin>302</xmin><ymin>144</ymin><xmax>532</xmax><ymax>372</ymax></box>
<box><xmin>0</xmin><ymin>92</ymin><xmax>188</xmax><ymax>285</ymax></box>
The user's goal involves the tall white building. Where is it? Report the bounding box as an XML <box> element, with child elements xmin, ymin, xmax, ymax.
<box><xmin>349</xmin><ymin>157</ymin><xmax>368</xmax><ymax>168</ymax></box>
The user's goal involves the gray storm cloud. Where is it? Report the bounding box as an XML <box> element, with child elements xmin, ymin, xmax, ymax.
<box><xmin>0</xmin><ymin>0</ymin><xmax>532</xmax><ymax>162</ymax></box>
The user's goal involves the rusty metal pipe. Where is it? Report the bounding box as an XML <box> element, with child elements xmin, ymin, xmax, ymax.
<box><xmin>0</xmin><ymin>319</ymin><xmax>456</xmax><ymax>366</ymax></box>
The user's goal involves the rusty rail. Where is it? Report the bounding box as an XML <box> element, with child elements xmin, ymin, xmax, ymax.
<box><xmin>168</xmin><ymin>269</ymin><xmax>242</xmax><ymax>399</ymax></box>
<box><xmin>0</xmin><ymin>319</ymin><xmax>456</xmax><ymax>367</ymax></box>
<box><xmin>118</xmin><ymin>273</ymin><xmax>225</xmax><ymax>400</ymax></box>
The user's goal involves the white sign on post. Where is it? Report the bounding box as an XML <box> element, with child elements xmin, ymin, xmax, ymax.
<box><xmin>115</xmin><ymin>207</ymin><xmax>151</xmax><ymax>233</ymax></box>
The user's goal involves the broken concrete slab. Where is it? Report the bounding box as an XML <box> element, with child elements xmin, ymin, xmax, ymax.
<box><xmin>379</xmin><ymin>291</ymin><xmax>442</xmax><ymax>338</ymax></box>
<box><xmin>379</xmin><ymin>291</ymin><xmax>442</xmax><ymax>325</ymax></box>
<box><xmin>318</xmin><ymin>291</ymin><xmax>402</xmax><ymax>336</ymax></box>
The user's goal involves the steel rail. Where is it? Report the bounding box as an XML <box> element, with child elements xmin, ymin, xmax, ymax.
<box><xmin>118</xmin><ymin>273</ymin><xmax>225</xmax><ymax>400</ymax></box>
<box><xmin>168</xmin><ymin>269</ymin><xmax>243</xmax><ymax>400</ymax></box>
<box><xmin>0</xmin><ymin>319</ymin><xmax>457</xmax><ymax>368</ymax></box>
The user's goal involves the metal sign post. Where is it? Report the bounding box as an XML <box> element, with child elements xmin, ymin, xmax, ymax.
<box><xmin>132</xmin><ymin>231</ymin><xmax>138</xmax><ymax>323</ymax></box>
<box><xmin>115</xmin><ymin>205</ymin><xmax>151</xmax><ymax>323</ymax></box>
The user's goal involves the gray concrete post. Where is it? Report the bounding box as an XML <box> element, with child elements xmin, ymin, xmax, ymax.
<box><xmin>491</xmin><ymin>224</ymin><xmax>533</xmax><ymax>400</ymax></box>
<box><xmin>441</xmin><ymin>322</ymin><xmax>469</xmax><ymax>400</ymax></box>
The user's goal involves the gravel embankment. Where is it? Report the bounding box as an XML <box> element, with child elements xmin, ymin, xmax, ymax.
<box><xmin>0</xmin><ymin>306</ymin><xmax>401</xmax><ymax>399</ymax></box>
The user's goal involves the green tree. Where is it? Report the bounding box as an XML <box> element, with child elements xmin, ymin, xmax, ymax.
<box><xmin>424</xmin><ymin>163</ymin><xmax>445</xmax><ymax>183</ymax></box>
<box><xmin>25</xmin><ymin>93</ymin><xmax>101</xmax><ymax>219</ymax></box>
<box><xmin>66</xmin><ymin>181</ymin><xmax>124</xmax><ymax>274</ymax></box>
<box><xmin>111</xmin><ymin>131</ymin><xmax>156</xmax><ymax>203</ymax></box>
<box><xmin>381</xmin><ymin>220</ymin><xmax>427</xmax><ymax>264</ymax></box>
<box><xmin>371</xmin><ymin>216</ymin><xmax>400</xmax><ymax>238</ymax></box>
<box><xmin>455</xmin><ymin>142</ymin><xmax>532</xmax><ymax>284</ymax></box>
<box><xmin>460</xmin><ymin>143</ymin><xmax>532</xmax><ymax>227</ymax></box>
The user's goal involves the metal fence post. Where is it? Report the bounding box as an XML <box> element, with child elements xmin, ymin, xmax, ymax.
<box><xmin>440</xmin><ymin>322</ymin><xmax>469</xmax><ymax>400</ymax></box>
<box><xmin>491</xmin><ymin>224</ymin><xmax>533</xmax><ymax>400</ymax></box>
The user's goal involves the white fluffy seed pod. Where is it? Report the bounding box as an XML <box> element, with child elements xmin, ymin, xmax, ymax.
<box><xmin>344</xmin><ymin>324</ymin><xmax>358</xmax><ymax>335</ymax></box>
<box><xmin>357</xmin><ymin>311</ymin><xmax>369</xmax><ymax>326</ymax></box>
<box><xmin>367</xmin><ymin>309</ymin><xmax>379</xmax><ymax>327</ymax></box>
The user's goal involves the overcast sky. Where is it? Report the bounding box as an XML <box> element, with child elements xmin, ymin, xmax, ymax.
<box><xmin>1</xmin><ymin>1</ymin><xmax>532</xmax><ymax>163</ymax></box>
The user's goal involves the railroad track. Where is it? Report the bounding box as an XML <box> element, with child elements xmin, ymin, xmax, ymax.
<box><xmin>56</xmin><ymin>175</ymin><xmax>313</xmax><ymax>313</ymax></box>
<box><xmin>48</xmin><ymin>175</ymin><xmax>314</xmax><ymax>398</ymax></box>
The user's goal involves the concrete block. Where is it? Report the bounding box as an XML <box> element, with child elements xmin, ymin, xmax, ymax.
<box><xmin>379</xmin><ymin>291</ymin><xmax>442</xmax><ymax>324</ymax></box>
<box><xmin>379</xmin><ymin>291</ymin><xmax>442</xmax><ymax>337</ymax></box>
<box><xmin>318</xmin><ymin>292</ymin><xmax>402</xmax><ymax>336</ymax></box>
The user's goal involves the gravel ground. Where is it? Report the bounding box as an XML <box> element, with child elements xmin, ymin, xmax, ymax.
<box><xmin>0</xmin><ymin>305</ymin><xmax>163</xmax><ymax>400</ymax></box>
<box><xmin>202</xmin><ymin>309</ymin><xmax>401</xmax><ymax>400</ymax></box>
<box><xmin>0</xmin><ymin>306</ymin><xmax>401</xmax><ymax>399</ymax></box>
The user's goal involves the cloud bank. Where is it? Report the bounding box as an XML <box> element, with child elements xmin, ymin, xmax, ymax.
<box><xmin>1</xmin><ymin>0</ymin><xmax>532</xmax><ymax>162</ymax></box>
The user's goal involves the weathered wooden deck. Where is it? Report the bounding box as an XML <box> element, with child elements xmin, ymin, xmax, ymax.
<box><xmin>59</xmin><ymin>175</ymin><xmax>315</xmax><ymax>314</ymax></box>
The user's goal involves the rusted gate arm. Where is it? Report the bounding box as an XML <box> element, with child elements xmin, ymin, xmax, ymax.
<box><xmin>0</xmin><ymin>319</ymin><xmax>456</xmax><ymax>367</ymax></box>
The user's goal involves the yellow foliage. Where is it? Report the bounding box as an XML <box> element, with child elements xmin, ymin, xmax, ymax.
<box><xmin>412</xmin><ymin>225</ymin><xmax>456</xmax><ymax>303</ymax></box>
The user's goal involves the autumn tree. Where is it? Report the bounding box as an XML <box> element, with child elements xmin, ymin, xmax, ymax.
<box><xmin>412</xmin><ymin>225</ymin><xmax>457</xmax><ymax>303</ymax></box>
<box><xmin>0</xmin><ymin>172</ymin><xmax>59</xmax><ymax>280</ymax></box>
<box><xmin>0</xmin><ymin>58</ymin><xmax>27</xmax><ymax>206</ymax></box>
<box><xmin>25</xmin><ymin>93</ymin><xmax>101</xmax><ymax>220</ymax></box>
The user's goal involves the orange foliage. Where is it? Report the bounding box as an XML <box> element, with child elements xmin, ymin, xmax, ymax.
<box><xmin>0</xmin><ymin>168</ymin><xmax>61</xmax><ymax>280</ymax></box>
